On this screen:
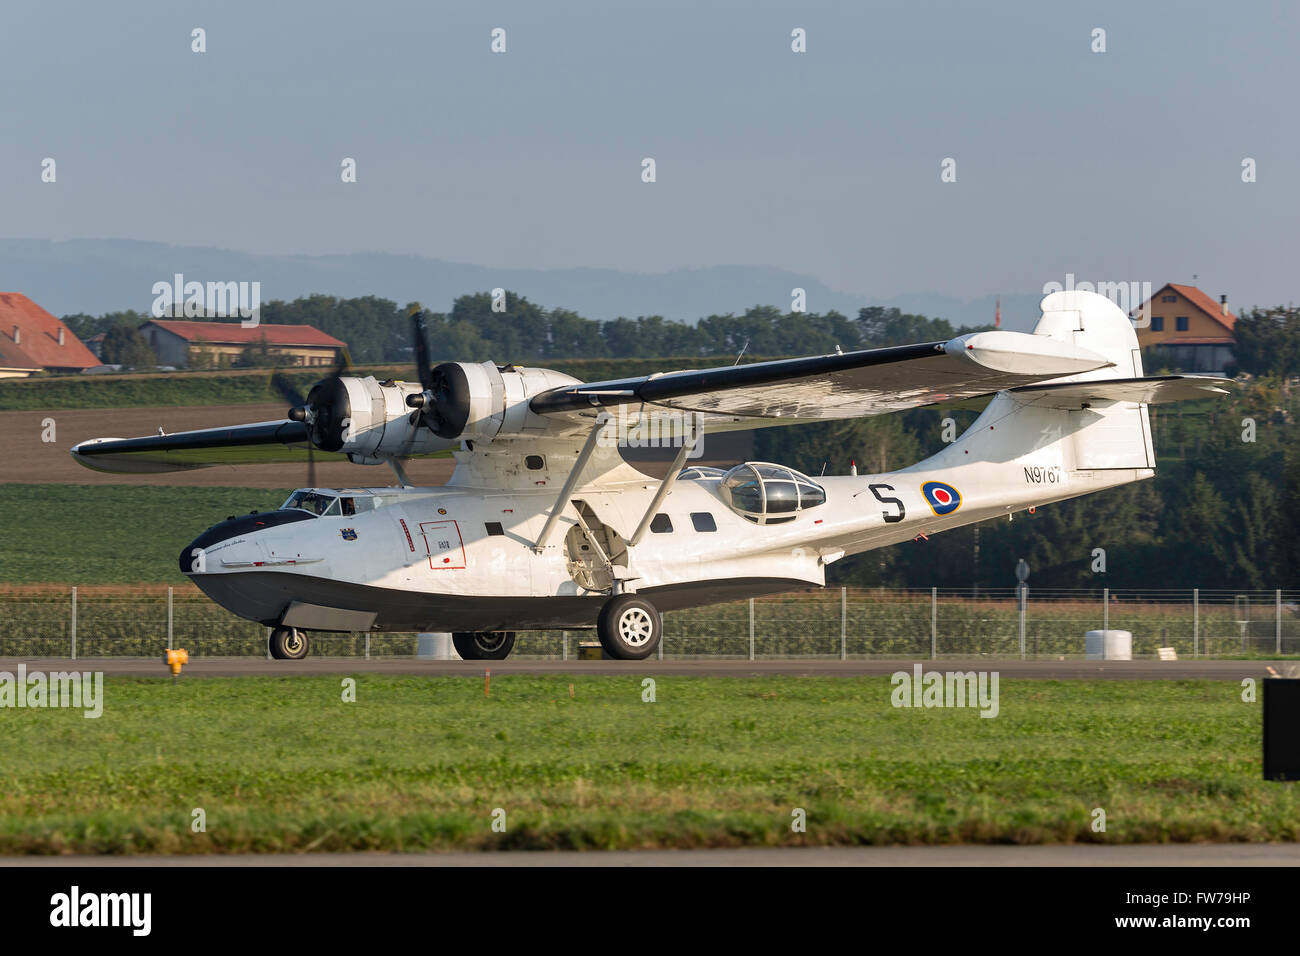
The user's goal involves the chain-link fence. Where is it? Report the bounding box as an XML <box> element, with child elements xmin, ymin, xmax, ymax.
<box><xmin>1</xmin><ymin>586</ymin><xmax>1297</xmax><ymax>659</ymax></box>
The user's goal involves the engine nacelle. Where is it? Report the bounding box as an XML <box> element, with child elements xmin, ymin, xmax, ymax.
<box><xmin>424</xmin><ymin>362</ymin><xmax>579</xmax><ymax>441</ymax></box>
<box><xmin>311</xmin><ymin>376</ymin><xmax>443</xmax><ymax>459</ymax></box>
<box><xmin>314</xmin><ymin>365</ymin><xmax>580</xmax><ymax>461</ymax></box>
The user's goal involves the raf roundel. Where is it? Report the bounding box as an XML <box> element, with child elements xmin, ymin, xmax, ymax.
<box><xmin>921</xmin><ymin>481</ymin><xmax>962</xmax><ymax>516</ymax></box>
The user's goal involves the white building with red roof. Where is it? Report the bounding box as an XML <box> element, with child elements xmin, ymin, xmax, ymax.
<box><xmin>140</xmin><ymin>319</ymin><xmax>348</xmax><ymax>368</ymax></box>
<box><xmin>0</xmin><ymin>292</ymin><xmax>102</xmax><ymax>377</ymax></box>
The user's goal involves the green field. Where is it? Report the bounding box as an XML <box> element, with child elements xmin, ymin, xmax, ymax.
<box><xmin>0</xmin><ymin>674</ymin><xmax>1290</xmax><ymax>854</ymax></box>
<box><xmin>0</xmin><ymin>484</ymin><xmax>288</xmax><ymax>585</ymax></box>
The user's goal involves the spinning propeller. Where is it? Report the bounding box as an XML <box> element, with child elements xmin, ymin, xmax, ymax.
<box><xmin>269</xmin><ymin>308</ymin><xmax>459</xmax><ymax>485</ymax></box>
<box><xmin>404</xmin><ymin>307</ymin><xmax>467</xmax><ymax>439</ymax></box>
<box><xmin>270</xmin><ymin>347</ymin><xmax>352</xmax><ymax>486</ymax></box>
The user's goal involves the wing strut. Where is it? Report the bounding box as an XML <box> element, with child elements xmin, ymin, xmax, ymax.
<box><xmin>385</xmin><ymin>457</ymin><xmax>413</xmax><ymax>488</ymax></box>
<box><xmin>628</xmin><ymin>417</ymin><xmax>701</xmax><ymax>547</ymax></box>
<box><xmin>532</xmin><ymin>417</ymin><xmax>609</xmax><ymax>552</ymax></box>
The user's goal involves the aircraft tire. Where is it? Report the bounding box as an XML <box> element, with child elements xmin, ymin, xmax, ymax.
<box><xmin>269</xmin><ymin>626</ymin><xmax>310</xmax><ymax>660</ymax></box>
<box><xmin>597</xmin><ymin>594</ymin><xmax>661</xmax><ymax>660</ymax></box>
<box><xmin>452</xmin><ymin>632</ymin><xmax>516</xmax><ymax>660</ymax></box>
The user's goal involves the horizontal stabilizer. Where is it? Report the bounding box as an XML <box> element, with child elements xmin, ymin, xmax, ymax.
<box><xmin>1008</xmin><ymin>375</ymin><xmax>1232</xmax><ymax>408</ymax></box>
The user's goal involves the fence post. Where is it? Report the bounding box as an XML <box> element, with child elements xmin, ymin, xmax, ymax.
<box><xmin>70</xmin><ymin>586</ymin><xmax>77</xmax><ymax>660</ymax></box>
<box><xmin>167</xmin><ymin>586</ymin><xmax>174</xmax><ymax>651</ymax></box>
<box><xmin>562</xmin><ymin>631</ymin><xmax>568</xmax><ymax>661</ymax></box>
<box><xmin>931</xmin><ymin>587</ymin><xmax>937</xmax><ymax>660</ymax></box>
<box><xmin>1019</xmin><ymin>586</ymin><xmax>1027</xmax><ymax>661</ymax></box>
<box><xmin>748</xmin><ymin>598</ymin><xmax>755</xmax><ymax>661</ymax></box>
<box><xmin>1277</xmin><ymin>589</ymin><xmax>1282</xmax><ymax>656</ymax></box>
<box><xmin>1193</xmin><ymin>588</ymin><xmax>1199</xmax><ymax>658</ymax></box>
<box><xmin>840</xmin><ymin>588</ymin><xmax>847</xmax><ymax>661</ymax></box>
<box><xmin>364</xmin><ymin>631</ymin><xmax>370</xmax><ymax>660</ymax></box>
<box><xmin>1102</xmin><ymin>587</ymin><xmax>1109</xmax><ymax>632</ymax></box>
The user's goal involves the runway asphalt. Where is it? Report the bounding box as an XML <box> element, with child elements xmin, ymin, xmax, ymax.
<box><xmin>2</xmin><ymin>844</ymin><xmax>1297</xmax><ymax>866</ymax></box>
<box><xmin>0</xmin><ymin>656</ymin><xmax>1287</xmax><ymax>679</ymax></box>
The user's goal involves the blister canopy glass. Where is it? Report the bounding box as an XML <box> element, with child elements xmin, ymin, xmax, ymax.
<box><xmin>678</xmin><ymin>466</ymin><xmax>725</xmax><ymax>480</ymax></box>
<box><xmin>719</xmin><ymin>462</ymin><xmax>826</xmax><ymax>525</ymax></box>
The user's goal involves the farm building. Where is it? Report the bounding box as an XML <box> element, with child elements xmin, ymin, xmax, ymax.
<box><xmin>140</xmin><ymin>320</ymin><xmax>348</xmax><ymax>368</ymax></box>
<box><xmin>0</xmin><ymin>292</ymin><xmax>101</xmax><ymax>378</ymax></box>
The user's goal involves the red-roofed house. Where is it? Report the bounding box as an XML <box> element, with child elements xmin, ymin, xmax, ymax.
<box><xmin>140</xmin><ymin>320</ymin><xmax>348</xmax><ymax>368</ymax></box>
<box><xmin>1134</xmin><ymin>282</ymin><xmax>1236</xmax><ymax>373</ymax></box>
<box><xmin>0</xmin><ymin>292</ymin><xmax>102</xmax><ymax>377</ymax></box>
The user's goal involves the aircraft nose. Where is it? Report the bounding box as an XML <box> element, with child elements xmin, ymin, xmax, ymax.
<box><xmin>180</xmin><ymin>510</ymin><xmax>316</xmax><ymax>574</ymax></box>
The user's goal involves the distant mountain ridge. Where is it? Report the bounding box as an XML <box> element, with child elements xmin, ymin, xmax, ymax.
<box><xmin>0</xmin><ymin>238</ymin><xmax>1042</xmax><ymax>332</ymax></box>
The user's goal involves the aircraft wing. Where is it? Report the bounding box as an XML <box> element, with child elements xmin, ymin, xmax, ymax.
<box><xmin>69</xmin><ymin>330</ymin><xmax>1118</xmax><ymax>476</ymax></box>
<box><xmin>530</xmin><ymin>330</ymin><xmax>1115</xmax><ymax>420</ymax></box>
<box><xmin>69</xmin><ymin>420</ymin><xmax>337</xmax><ymax>474</ymax></box>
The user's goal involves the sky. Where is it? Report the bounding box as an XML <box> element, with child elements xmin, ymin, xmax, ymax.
<box><xmin>2</xmin><ymin>0</ymin><xmax>1297</xmax><ymax>308</ymax></box>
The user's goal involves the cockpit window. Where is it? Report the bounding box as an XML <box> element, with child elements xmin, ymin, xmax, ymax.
<box><xmin>282</xmin><ymin>490</ymin><xmax>383</xmax><ymax>517</ymax></box>
<box><xmin>281</xmin><ymin>490</ymin><xmax>339</xmax><ymax>516</ymax></box>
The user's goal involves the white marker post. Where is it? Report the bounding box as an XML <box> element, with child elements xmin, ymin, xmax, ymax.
<box><xmin>931</xmin><ymin>587</ymin><xmax>938</xmax><ymax>660</ymax></box>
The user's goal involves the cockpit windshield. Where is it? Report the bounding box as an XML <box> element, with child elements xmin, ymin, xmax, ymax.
<box><xmin>281</xmin><ymin>490</ymin><xmax>339</xmax><ymax>516</ymax></box>
<box><xmin>280</xmin><ymin>489</ymin><xmax>387</xmax><ymax>517</ymax></box>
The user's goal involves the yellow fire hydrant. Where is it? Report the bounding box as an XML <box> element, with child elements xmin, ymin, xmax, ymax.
<box><xmin>163</xmin><ymin>648</ymin><xmax>189</xmax><ymax>677</ymax></box>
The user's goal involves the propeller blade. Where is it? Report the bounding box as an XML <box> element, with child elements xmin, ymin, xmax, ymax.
<box><xmin>270</xmin><ymin>370</ymin><xmax>308</xmax><ymax>410</ymax></box>
<box><xmin>333</xmin><ymin>346</ymin><xmax>352</xmax><ymax>377</ymax></box>
<box><xmin>411</xmin><ymin>306</ymin><xmax>434</xmax><ymax>391</ymax></box>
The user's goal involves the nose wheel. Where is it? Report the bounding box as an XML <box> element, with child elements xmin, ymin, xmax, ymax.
<box><xmin>269</xmin><ymin>626</ymin><xmax>310</xmax><ymax>660</ymax></box>
<box><xmin>597</xmin><ymin>594</ymin><xmax>662</xmax><ymax>660</ymax></box>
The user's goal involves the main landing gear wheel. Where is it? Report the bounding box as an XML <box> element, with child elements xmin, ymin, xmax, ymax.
<box><xmin>453</xmin><ymin>632</ymin><xmax>516</xmax><ymax>661</ymax></box>
<box><xmin>269</xmin><ymin>626</ymin><xmax>309</xmax><ymax>660</ymax></box>
<box><xmin>597</xmin><ymin>594</ymin><xmax>661</xmax><ymax>660</ymax></box>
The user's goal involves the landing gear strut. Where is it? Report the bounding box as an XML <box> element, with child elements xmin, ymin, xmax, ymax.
<box><xmin>597</xmin><ymin>594</ymin><xmax>661</xmax><ymax>660</ymax></box>
<box><xmin>453</xmin><ymin>632</ymin><xmax>516</xmax><ymax>660</ymax></box>
<box><xmin>269</xmin><ymin>626</ymin><xmax>310</xmax><ymax>660</ymax></box>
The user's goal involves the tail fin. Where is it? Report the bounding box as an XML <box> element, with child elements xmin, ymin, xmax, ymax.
<box><xmin>1031</xmin><ymin>290</ymin><xmax>1155</xmax><ymax>469</ymax></box>
<box><xmin>906</xmin><ymin>291</ymin><xmax>1229</xmax><ymax>489</ymax></box>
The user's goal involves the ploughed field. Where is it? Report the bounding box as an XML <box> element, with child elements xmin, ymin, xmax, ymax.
<box><xmin>0</xmin><ymin>675</ymin><xmax>1290</xmax><ymax>854</ymax></box>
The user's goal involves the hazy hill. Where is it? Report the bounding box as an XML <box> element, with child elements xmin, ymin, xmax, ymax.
<box><xmin>1</xmin><ymin>238</ymin><xmax>1041</xmax><ymax>331</ymax></box>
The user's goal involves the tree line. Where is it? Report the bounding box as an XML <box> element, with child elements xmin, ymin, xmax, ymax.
<box><xmin>62</xmin><ymin>292</ymin><xmax>990</xmax><ymax>368</ymax></box>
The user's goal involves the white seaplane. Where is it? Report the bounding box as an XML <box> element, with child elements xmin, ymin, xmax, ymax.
<box><xmin>70</xmin><ymin>291</ymin><xmax>1228</xmax><ymax>660</ymax></box>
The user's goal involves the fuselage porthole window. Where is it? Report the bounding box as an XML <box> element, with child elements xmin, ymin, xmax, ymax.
<box><xmin>690</xmin><ymin>512</ymin><xmax>717</xmax><ymax>532</ymax></box>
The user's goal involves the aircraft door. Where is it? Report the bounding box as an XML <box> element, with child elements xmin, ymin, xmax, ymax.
<box><xmin>563</xmin><ymin>499</ymin><xmax>628</xmax><ymax>592</ymax></box>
